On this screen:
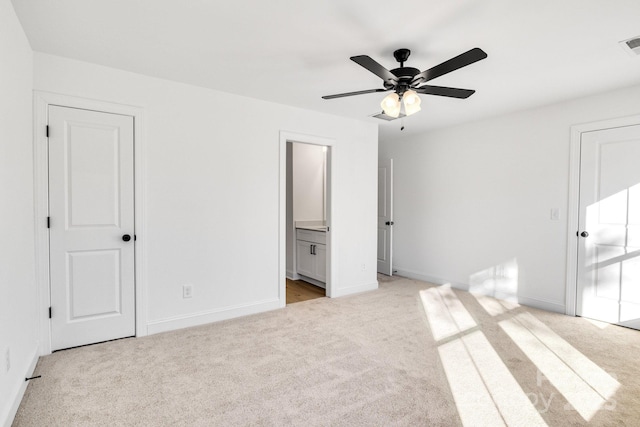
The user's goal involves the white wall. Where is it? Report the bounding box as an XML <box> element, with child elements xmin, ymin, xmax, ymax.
<box><xmin>380</xmin><ymin>84</ymin><xmax>640</xmax><ymax>313</ymax></box>
<box><xmin>293</xmin><ymin>143</ymin><xmax>325</xmax><ymax>222</ymax></box>
<box><xmin>0</xmin><ymin>1</ymin><xmax>38</xmax><ymax>425</ymax></box>
<box><xmin>34</xmin><ymin>53</ymin><xmax>378</xmax><ymax>334</ymax></box>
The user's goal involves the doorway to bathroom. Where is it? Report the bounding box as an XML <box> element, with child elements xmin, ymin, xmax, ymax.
<box><xmin>284</xmin><ymin>139</ymin><xmax>332</xmax><ymax>304</ymax></box>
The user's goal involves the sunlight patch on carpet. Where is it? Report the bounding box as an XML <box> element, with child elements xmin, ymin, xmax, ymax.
<box><xmin>499</xmin><ymin>312</ymin><xmax>619</xmax><ymax>421</ymax></box>
<box><xmin>425</xmin><ymin>286</ymin><xmax>546</xmax><ymax>427</ymax></box>
<box><xmin>419</xmin><ymin>285</ymin><xmax>476</xmax><ymax>341</ymax></box>
<box><xmin>472</xmin><ymin>293</ymin><xmax>520</xmax><ymax>316</ymax></box>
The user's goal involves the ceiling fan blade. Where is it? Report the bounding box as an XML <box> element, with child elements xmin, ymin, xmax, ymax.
<box><xmin>350</xmin><ymin>55</ymin><xmax>398</xmax><ymax>84</ymax></box>
<box><xmin>415</xmin><ymin>85</ymin><xmax>476</xmax><ymax>99</ymax></box>
<box><xmin>412</xmin><ymin>48</ymin><xmax>487</xmax><ymax>85</ymax></box>
<box><xmin>322</xmin><ymin>88</ymin><xmax>389</xmax><ymax>100</ymax></box>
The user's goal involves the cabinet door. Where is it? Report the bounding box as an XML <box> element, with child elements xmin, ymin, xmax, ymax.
<box><xmin>296</xmin><ymin>240</ymin><xmax>315</xmax><ymax>278</ymax></box>
<box><xmin>314</xmin><ymin>244</ymin><xmax>327</xmax><ymax>282</ymax></box>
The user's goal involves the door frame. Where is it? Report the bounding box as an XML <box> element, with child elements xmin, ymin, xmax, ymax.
<box><xmin>565</xmin><ymin>114</ymin><xmax>640</xmax><ymax>316</ymax></box>
<box><xmin>279</xmin><ymin>131</ymin><xmax>334</xmax><ymax>303</ymax></box>
<box><xmin>33</xmin><ymin>91</ymin><xmax>147</xmax><ymax>354</ymax></box>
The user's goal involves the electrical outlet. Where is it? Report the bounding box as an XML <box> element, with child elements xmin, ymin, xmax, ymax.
<box><xmin>550</xmin><ymin>208</ymin><xmax>560</xmax><ymax>221</ymax></box>
<box><xmin>5</xmin><ymin>347</ymin><xmax>10</xmax><ymax>373</ymax></box>
<box><xmin>182</xmin><ymin>284</ymin><xmax>193</xmax><ymax>299</ymax></box>
<box><xmin>361</xmin><ymin>263</ymin><xmax>366</xmax><ymax>271</ymax></box>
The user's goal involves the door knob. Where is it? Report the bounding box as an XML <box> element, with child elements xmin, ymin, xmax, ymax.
<box><xmin>122</xmin><ymin>234</ymin><xmax>132</xmax><ymax>242</ymax></box>
<box><xmin>580</xmin><ymin>231</ymin><xmax>589</xmax><ymax>238</ymax></box>
<box><xmin>385</xmin><ymin>221</ymin><xmax>394</xmax><ymax>226</ymax></box>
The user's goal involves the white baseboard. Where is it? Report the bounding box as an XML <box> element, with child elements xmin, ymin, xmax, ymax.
<box><xmin>516</xmin><ymin>296</ymin><xmax>565</xmax><ymax>314</ymax></box>
<box><xmin>286</xmin><ymin>270</ymin><xmax>300</xmax><ymax>281</ymax></box>
<box><xmin>2</xmin><ymin>345</ymin><xmax>39</xmax><ymax>427</ymax></box>
<box><xmin>394</xmin><ymin>268</ymin><xmax>565</xmax><ymax>314</ymax></box>
<box><xmin>331</xmin><ymin>280</ymin><xmax>378</xmax><ymax>298</ymax></box>
<box><xmin>146</xmin><ymin>298</ymin><xmax>281</xmax><ymax>335</ymax></box>
<box><xmin>394</xmin><ymin>268</ymin><xmax>469</xmax><ymax>290</ymax></box>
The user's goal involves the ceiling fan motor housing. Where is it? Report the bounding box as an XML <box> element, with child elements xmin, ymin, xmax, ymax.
<box><xmin>388</xmin><ymin>67</ymin><xmax>421</xmax><ymax>93</ymax></box>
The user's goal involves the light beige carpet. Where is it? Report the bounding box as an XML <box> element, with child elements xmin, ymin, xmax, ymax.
<box><xmin>13</xmin><ymin>275</ymin><xmax>640</xmax><ymax>426</ymax></box>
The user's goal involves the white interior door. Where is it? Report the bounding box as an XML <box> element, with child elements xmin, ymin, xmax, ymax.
<box><xmin>576</xmin><ymin>124</ymin><xmax>640</xmax><ymax>329</ymax></box>
<box><xmin>49</xmin><ymin>105</ymin><xmax>136</xmax><ymax>350</ymax></box>
<box><xmin>377</xmin><ymin>159</ymin><xmax>393</xmax><ymax>275</ymax></box>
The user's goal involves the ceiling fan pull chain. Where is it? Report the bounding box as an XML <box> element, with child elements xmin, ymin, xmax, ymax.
<box><xmin>400</xmin><ymin>117</ymin><xmax>405</xmax><ymax>131</ymax></box>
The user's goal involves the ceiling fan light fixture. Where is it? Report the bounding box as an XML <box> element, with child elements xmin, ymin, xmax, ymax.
<box><xmin>403</xmin><ymin>90</ymin><xmax>422</xmax><ymax>116</ymax></box>
<box><xmin>381</xmin><ymin>92</ymin><xmax>401</xmax><ymax>118</ymax></box>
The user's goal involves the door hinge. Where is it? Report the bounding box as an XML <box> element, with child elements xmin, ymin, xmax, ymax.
<box><xmin>47</xmin><ymin>217</ymin><xmax>50</xmax><ymax>228</ymax></box>
<box><xmin>48</xmin><ymin>307</ymin><xmax>52</xmax><ymax>319</ymax></box>
<box><xmin>46</xmin><ymin>125</ymin><xmax>49</xmax><ymax>138</ymax></box>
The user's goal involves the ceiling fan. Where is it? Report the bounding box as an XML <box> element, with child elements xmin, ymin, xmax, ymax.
<box><xmin>322</xmin><ymin>47</ymin><xmax>487</xmax><ymax>119</ymax></box>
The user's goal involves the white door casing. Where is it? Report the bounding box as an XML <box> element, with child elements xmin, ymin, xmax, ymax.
<box><xmin>49</xmin><ymin>105</ymin><xmax>136</xmax><ymax>350</ymax></box>
<box><xmin>279</xmin><ymin>132</ymin><xmax>334</xmax><ymax>301</ymax></box>
<box><xmin>576</xmin><ymin>124</ymin><xmax>640</xmax><ymax>329</ymax></box>
<box><xmin>377</xmin><ymin>159</ymin><xmax>393</xmax><ymax>275</ymax></box>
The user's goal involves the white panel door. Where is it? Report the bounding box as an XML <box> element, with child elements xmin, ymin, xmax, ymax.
<box><xmin>49</xmin><ymin>105</ymin><xmax>135</xmax><ymax>350</ymax></box>
<box><xmin>577</xmin><ymin>124</ymin><xmax>640</xmax><ymax>329</ymax></box>
<box><xmin>377</xmin><ymin>159</ymin><xmax>393</xmax><ymax>275</ymax></box>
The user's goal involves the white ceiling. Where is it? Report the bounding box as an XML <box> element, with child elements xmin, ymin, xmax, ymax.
<box><xmin>12</xmin><ymin>0</ymin><xmax>640</xmax><ymax>141</ymax></box>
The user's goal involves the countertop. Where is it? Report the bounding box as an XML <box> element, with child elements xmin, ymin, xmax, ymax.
<box><xmin>296</xmin><ymin>225</ymin><xmax>327</xmax><ymax>232</ymax></box>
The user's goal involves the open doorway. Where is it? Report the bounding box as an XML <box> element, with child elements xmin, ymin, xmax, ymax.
<box><xmin>285</xmin><ymin>141</ymin><xmax>331</xmax><ymax>304</ymax></box>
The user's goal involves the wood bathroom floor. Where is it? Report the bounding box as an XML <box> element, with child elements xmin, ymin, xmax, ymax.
<box><xmin>286</xmin><ymin>279</ymin><xmax>325</xmax><ymax>304</ymax></box>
